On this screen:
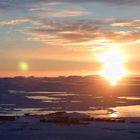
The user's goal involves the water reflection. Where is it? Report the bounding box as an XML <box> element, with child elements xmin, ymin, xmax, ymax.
<box><xmin>118</xmin><ymin>96</ymin><xmax>140</xmax><ymax>101</ymax></box>
<box><xmin>0</xmin><ymin>105</ymin><xmax>140</xmax><ymax>118</ymax></box>
<box><xmin>114</xmin><ymin>105</ymin><xmax>140</xmax><ymax>117</ymax></box>
<box><xmin>1</xmin><ymin>90</ymin><xmax>140</xmax><ymax>118</ymax></box>
<box><xmin>26</xmin><ymin>96</ymin><xmax>60</xmax><ymax>101</ymax></box>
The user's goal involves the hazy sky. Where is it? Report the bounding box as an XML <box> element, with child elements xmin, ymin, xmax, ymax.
<box><xmin>0</xmin><ymin>0</ymin><xmax>140</xmax><ymax>77</ymax></box>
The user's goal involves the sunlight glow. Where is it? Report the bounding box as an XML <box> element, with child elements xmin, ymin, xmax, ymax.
<box><xmin>99</xmin><ymin>48</ymin><xmax>127</xmax><ymax>86</ymax></box>
<box><xmin>19</xmin><ymin>61</ymin><xmax>28</xmax><ymax>71</ymax></box>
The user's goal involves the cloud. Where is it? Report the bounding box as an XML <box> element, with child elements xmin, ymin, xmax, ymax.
<box><xmin>27</xmin><ymin>19</ymin><xmax>140</xmax><ymax>51</ymax></box>
<box><xmin>0</xmin><ymin>0</ymin><xmax>139</xmax><ymax>14</ymax></box>
<box><xmin>32</xmin><ymin>0</ymin><xmax>140</xmax><ymax>5</ymax></box>
<box><xmin>30</xmin><ymin>7</ymin><xmax>90</xmax><ymax>17</ymax></box>
<box><xmin>0</xmin><ymin>1</ymin><xmax>20</xmax><ymax>11</ymax></box>
<box><xmin>0</xmin><ymin>18</ymin><xmax>32</xmax><ymax>25</ymax></box>
<box><xmin>1</xmin><ymin>0</ymin><xmax>140</xmax><ymax>10</ymax></box>
<box><xmin>111</xmin><ymin>20</ymin><xmax>140</xmax><ymax>29</ymax></box>
<box><xmin>0</xmin><ymin>4</ymin><xmax>11</xmax><ymax>11</ymax></box>
<box><xmin>30</xmin><ymin>0</ymin><xmax>140</xmax><ymax>5</ymax></box>
<box><xmin>1</xmin><ymin>17</ymin><xmax>139</xmax><ymax>51</ymax></box>
<box><xmin>0</xmin><ymin>18</ymin><xmax>43</xmax><ymax>25</ymax></box>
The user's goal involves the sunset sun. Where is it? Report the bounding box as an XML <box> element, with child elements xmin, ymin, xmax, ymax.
<box><xmin>99</xmin><ymin>48</ymin><xmax>127</xmax><ymax>86</ymax></box>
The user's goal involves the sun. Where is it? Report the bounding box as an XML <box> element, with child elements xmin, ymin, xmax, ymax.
<box><xmin>19</xmin><ymin>61</ymin><xmax>28</xmax><ymax>71</ymax></box>
<box><xmin>99</xmin><ymin>48</ymin><xmax>127</xmax><ymax>86</ymax></box>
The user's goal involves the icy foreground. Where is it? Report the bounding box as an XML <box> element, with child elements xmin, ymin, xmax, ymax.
<box><xmin>0</xmin><ymin>112</ymin><xmax>140</xmax><ymax>140</ymax></box>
